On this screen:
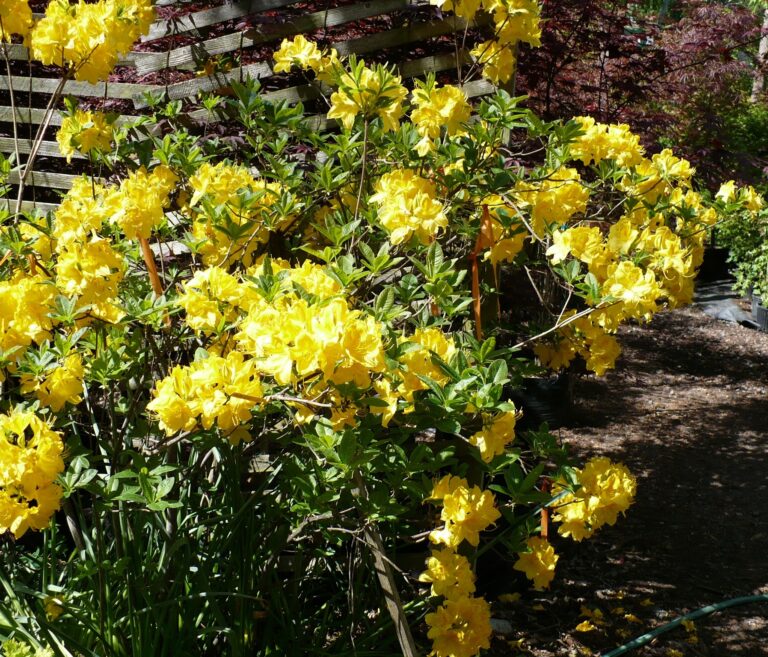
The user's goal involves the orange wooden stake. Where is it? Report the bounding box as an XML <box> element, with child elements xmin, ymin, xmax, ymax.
<box><xmin>139</xmin><ymin>236</ymin><xmax>164</xmax><ymax>298</ymax></box>
<box><xmin>540</xmin><ymin>479</ymin><xmax>550</xmax><ymax>540</ymax></box>
<box><xmin>140</xmin><ymin>236</ymin><xmax>171</xmax><ymax>327</ymax></box>
<box><xmin>470</xmin><ymin>206</ymin><xmax>497</xmax><ymax>340</ymax></box>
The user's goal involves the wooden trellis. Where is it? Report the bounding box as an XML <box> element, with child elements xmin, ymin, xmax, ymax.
<box><xmin>0</xmin><ymin>0</ymin><xmax>496</xmax><ymax>210</ymax></box>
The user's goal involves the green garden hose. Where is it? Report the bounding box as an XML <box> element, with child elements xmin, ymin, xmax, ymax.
<box><xmin>601</xmin><ymin>594</ymin><xmax>768</xmax><ymax>657</ymax></box>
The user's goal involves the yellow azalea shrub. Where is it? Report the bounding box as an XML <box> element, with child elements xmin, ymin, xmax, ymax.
<box><xmin>0</xmin><ymin>5</ymin><xmax>757</xmax><ymax>655</ymax></box>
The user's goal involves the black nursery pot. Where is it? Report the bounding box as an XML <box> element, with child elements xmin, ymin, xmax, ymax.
<box><xmin>756</xmin><ymin>301</ymin><xmax>768</xmax><ymax>333</ymax></box>
<box><xmin>752</xmin><ymin>294</ymin><xmax>763</xmax><ymax>321</ymax></box>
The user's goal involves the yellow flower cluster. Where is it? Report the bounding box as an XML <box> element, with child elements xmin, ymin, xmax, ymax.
<box><xmin>429</xmin><ymin>475</ymin><xmax>501</xmax><ymax>549</ymax></box>
<box><xmin>423</xmin><ymin>474</ymin><xmax>498</xmax><ymax>657</ymax></box>
<box><xmin>55</xmin><ymin>233</ymin><xmax>125</xmax><ymax>324</ymax></box>
<box><xmin>188</xmin><ymin>162</ymin><xmax>291</xmax><ymax>267</ymax></box>
<box><xmin>43</xmin><ymin>177</ymin><xmax>125</xmax><ymax>323</ymax></box>
<box><xmin>370</xmin><ymin>170</ymin><xmax>448</xmax><ymax>245</ymax></box>
<box><xmin>470</xmin><ymin>39</ymin><xmax>517</xmax><ymax>84</ymax></box>
<box><xmin>569</xmin><ymin>117</ymin><xmax>645</xmax><ymax>168</ymax></box>
<box><xmin>433</xmin><ymin>0</ymin><xmax>542</xmax><ymax>84</ymax></box>
<box><xmin>513</xmin><ymin>536</ymin><xmax>559</xmax><ymax>589</ymax></box>
<box><xmin>29</xmin><ymin>0</ymin><xmax>154</xmax><ymax>83</ymax></box>
<box><xmin>0</xmin><ymin>410</ymin><xmax>64</xmax><ymax>538</ymax></box>
<box><xmin>618</xmin><ymin>148</ymin><xmax>693</xmax><ymax>205</ymax></box>
<box><xmin>272</xmin><ymin>34</ymin><xmax>339</xmax><ymax>83</ymax></box>
<box><xmin>411</xmin><ymin>80</ymin><xmax>471</xmax><ymax>155</ymax></box>
<box><xmin>146</xmin><ymin>351</ymin><xmax>263</xmax><ymax>443</ymax></box>
<box><xmin>0</xmin><ymin>273</ymin><xmax>56</xmax><ymax>357</ymax></box>
<box><xmin>370</xmin><ymin>327</ymin><xmax>456</xmax><ymax>427</ymax></box>
<box><xmin>553</xmin><ymin>457</ymin><xmax>637</xmax><ymax>541</ymax></box>
<box><xmin>20</xmin><ymin>353</ymin><xmax>84</xmax><ymax>412</ymax></box>
<box><xmin>151</xmin><ymin>259</ymin><xmax>385</xmax><ymax>438</ymax></box>
<box><xmin>56</xmin><ymin>109</ymin><xmax>114</xmax><ymax>163</ymax></box>
<box><xmin>235</xmin><ymin>285</ymin><xmax>385</xmax><ymax>388</ymax></box>
<box><xmin>483</xmin><ymin>196</ymin><xmax>527</xmax><ymax>265</ymax></box>
<box><xmin>468</xmin><ymin>409</ymin><xmax>518</xmax><ymax>462</ymax></box>
<box><xmin>716</xmin><ymin>180</ymin><xmax>765</xmax><ymax>215</ymax></box>
<box><xmin>532</xmin><ymin>130</ymin><xmax>725</xmax><ymax>375</ymax></box>
<box><xmin>419</xmin><ymin>548</ymin><xmax>476</xmax><ymax>599</ymax></box>
<box><xmin>0</xmin><ymin>0</ymin><xmax>33</xmax><ymax>41</ymax></box>
<box><xmin>425</xmin><ymin>595</ymin><xmax>492</xmax><ymax>657</ymax></box>
<box><xmin>327</xmin><ymin>62</ymin><xmax>408</xmax><ymax>132</ymax></box>
<box><xmin>514</xmin><ymin>167</ymin><xmax>590</xmax><ymax>236</ymax></box>
<box><xmin>106</xmin><ymin>165</ymin><xmax>177</xmax><ymax>241</ymax></box>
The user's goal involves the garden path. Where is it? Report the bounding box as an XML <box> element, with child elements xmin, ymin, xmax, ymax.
<box><xmin>491</xmin><ymin>305</ymin><xmax>768</xmax><ymax>657</ymax></box>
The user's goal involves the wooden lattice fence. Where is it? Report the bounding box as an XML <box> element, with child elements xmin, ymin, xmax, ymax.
<box><xmin>0</xmin><ymin>0</ymin><xmax>496</xmax><ymax>212</ymax></box>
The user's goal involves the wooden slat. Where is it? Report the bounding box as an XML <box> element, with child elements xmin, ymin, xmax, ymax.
<box><xmin>8</xmin><ymin>170</ymin><xmax>87</xmax><ymax>190</ymax></box>
<box><xmin>0</xmin><ymin>137</ymin><xmax>85</xmax><ymax>160</ymax></box>
<box><xmin>133</xmin><ymin>61</ymin><xmax>273</xmax><ymax>108</ymax></box>
<box><xmin>141</xmin><ymin>0</ymin><xmax>299</xmax><ymax>41</ymax></box>
<box><xmin>0</xmin><ymin>42</ymin><xmax>141</xmax><ymax>67</ymax></box>
<box><xmin>0</xmin><ymin>199</ymin><xmax>60</xmax><ymax>213</ymax></box>
<box><xmin>135</xmin><ymin>0</ymin><xmax>411</xmax><ymax>74</ymax></box>
<box><xmin>0</xmin><ymin>75</ymin><xmax>160</xmax><ymax>101</ymax></box>
<box><xmin>0</xmin><ymin>107</ymin><xmax>139</xmax><ymax>128</ymax></box>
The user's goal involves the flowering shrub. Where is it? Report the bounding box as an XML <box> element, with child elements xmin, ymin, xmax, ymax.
<box><xmin>0</xmin><ymin>1</ymin><xmax>758</xmax><ymax>655</ymax></box>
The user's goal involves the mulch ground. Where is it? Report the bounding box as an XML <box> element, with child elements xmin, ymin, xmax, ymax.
<box><xmin>488</xmin><ymin>305</ymin><xmax>768</xmax><ymax>657</ymax></box>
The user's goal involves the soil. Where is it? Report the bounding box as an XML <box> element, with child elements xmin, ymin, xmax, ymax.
<box><xmin>489</xmin><ymin>306</ymin><xmax>768</xmax><ymax>657</ymax></box>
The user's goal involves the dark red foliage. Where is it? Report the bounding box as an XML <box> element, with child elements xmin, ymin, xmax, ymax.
<box><xmin>515</xmin><ymin>0</ymin><xmax>763</xmax><ymax>185</ymax></box>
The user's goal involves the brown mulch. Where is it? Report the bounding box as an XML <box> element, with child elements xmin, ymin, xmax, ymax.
<box><xmin>488</xmin><ymin>306</ymin><xmax>768</xmax><ymax>657</ymax></box>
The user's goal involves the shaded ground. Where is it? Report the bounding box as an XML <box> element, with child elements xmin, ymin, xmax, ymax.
<box><xmin>490</xmin><ymin>306</ymin><xmax>768</xmax><ymax>657</ymax></box>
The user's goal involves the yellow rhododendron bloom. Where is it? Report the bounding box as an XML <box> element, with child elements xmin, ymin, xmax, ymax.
<box><xmin>513</xmin><ymin>536</ymin><xmax>558</xmax><ymax>589</ymax></box>
<box><xmin>482</xmin><ymin>196</ymin><xmax>527</xmax><ymax>264</ymax></box>
<box><xmin>107</xmin><ymin>165</ymin><xmax>177</xmax><ymax>241</ymax></box>
<box><xmin>370</xmin><ymin>170</ymin><xmax>447</xmax><ymax>245</ymax></box>
<box><xmin>426</xmin><ymin>594</ymin><xmax>492</xmax><ymax>657</ymax></box>
<box><xmin>430</xmin><ymin>482</ymin><xmax>501</xmax><ymax>547</ymax></box>
<box><xmin>602</xmin><ymin>260</ymin><xmax>662</xmax><ymax>321</ymax></box>
<box><xmin>327</xmin><ymin>63</ymin><xmax>408</xmax><ymax>132</ymax></box>
<box><xmin>470</xmin><ymin>39</ymin><xmax>516</xmax><ymax>84</ymax></box>
<box><xmin>492</xmin><ymin>0</ymin><xmax>542</xmax><ymax>47</ymax></box>
<box><xmin>0</xmin><ymin>0</ymin><xmax>33</xmax><ymax>41</ymax></box>
<box><xmin>21</xmin><ymin>353</ymin><xmax>85</xmax><ymax>411</ymax></box>
<box><xmin>147</xmin><ymin>351</ymin><xmax>264</xmax><ymax>441</ymax></box>
<box><xmin>428</xmin><ymin>0</ymin><xmax>482</xmax><ymax>21</ymax></box>
<box><xmin>29</xmin><ymin>0</ymin><xmax>154</xmax><ymax>83</ymax></box>
<box><xmin>419</xmin><ymin>549</ymin><xmax>477</xmax><ymax>599</ymax></box>
<box><xmin>411</xmin><ymin>81</ymin><xmax>471</xmax><ymax>155</ymax></box>
<box><xmin>52</xmin><ymin>177</ymin><xmax>111</xmax><ymax>247</ymax></box>
<box><xmin>189</xmin><ymin>162</ymin><xmax>292</xmax><ymax>267</ymax></box>
<box><xmin>235</xmin><ymin>283</ymin><xmax>385</xmax><ymax>388</ymax></box>
<box><xmin>0</xmin><ymin>274</ymin><xmax>56</xmax><ymax>352</ymax></box>
<box><xmin>740</xmin><ymin>185</ymin><xmax>764</xmax><ymax>214</ymax></box>
<box><xmin>397</xmin><ymin>327</ymin><xmax>456</xmax><ymax>402</ymax></box>
<box><xmin>553</xmin><ymin>457</ymin><xmax>636</xmax><ymax>541</ymax></box>
<box><xmin>273</xmin><ymin>34</ymin><xmax>323</xmax><ymax>73</ymax></box>
<box><xmin>177</xmin><ymin>266</ymin><xmax>249</xmax><ymax>335</ymax></box>
<box><xmin>55</xmin><ymin>236</ymin><xmax>125</xmax><ymax>323</ymax></box>
<box><xmin>469</xmin><ymin>408</ymin><xmax>518</xmax><ymax>462</ymax></box>
<box><xmin>0</xmin><ymin>410</ymin><xmax>64</xmax><ymax>538</ymax></box>
<box><xmin>514</xmin><ymin>167</ymin><xmax>590</xmax><ymax>235</ymax></box>
<box><xmin>569</xmin><ymin>117</ymin><xmax>644</xmax><ymax>168</ymax></box>
<box><xmin>56</xmin><ymin>109</ymin><xmax>114</xmax><ymax>162</ymax></box>
<box><xmin>715</xmin><ymin>180</ymin><xmax>736</xmax><ymax>203</ymax></box>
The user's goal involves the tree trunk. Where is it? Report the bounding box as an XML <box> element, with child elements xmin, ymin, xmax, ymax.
<box><xmin>751</xmin><ymin>8</ymin><xmax>768</xmax><ymax>103</ymax></box>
